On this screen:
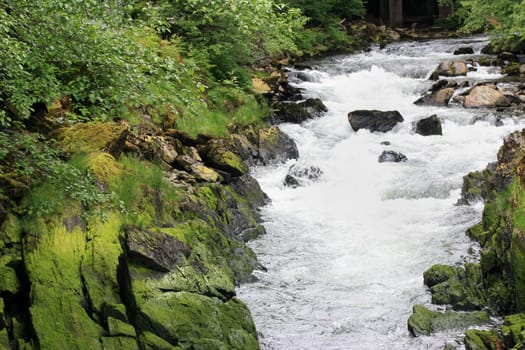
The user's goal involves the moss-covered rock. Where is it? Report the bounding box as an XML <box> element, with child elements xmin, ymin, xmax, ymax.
<box><xmin>54</xmin><ymin>122</ymin><xmax>129</xmax><ymax>156</ymax></box>
<box><xmin>201</xmin><ymin>139</ymin><xmax>248</xmax><ymax>177</ymax></box>
<box><xmin>424</xmin><ymin>263</ymin><xmax>486</xmax><ymax>311</ymax></box>
<box><xmin>501</xmin><ymin>313</ymin><xmax>525</xmax><ymax>348</ymax></box>
<box><xmin>143</xmin><ymin>331</ymin><xmax>183</xmax><ymax>350</ymax></box>
<box><xmin>25</xmin><ymin>217</ymin><xmax>105</xmax><ymax>350</ymax></box>
<box><xmin>408</xmin><ymin>305</ymin><xmax>490</xmax><ymax>337</ymax></box>
<box><xmin>0</xmin><ymin>255</ymin><xmax>21</xmax><ymax>294</ymax></box>
<box><xmin>464</xmin><ymin>329</ymin><xmax>504</xmax><ymax>350</ymax></box>
<box><xmin>258</xmin><ymin>126</ymin><xmax>299</xmax><ymax>165</ymax></box>
<box><xmin>136</xmin><ymin>292</ymin><xmax>258</xmax><ymax>350</ymax></box>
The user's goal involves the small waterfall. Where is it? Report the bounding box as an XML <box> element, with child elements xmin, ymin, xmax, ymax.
<box><xmin>238</xmin><ymin>37</ymin><xmax>524</xmax><ymax>349</ymax></box>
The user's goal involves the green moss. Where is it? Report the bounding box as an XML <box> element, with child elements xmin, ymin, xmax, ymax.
<box><xmin>107</xmin><ymin>317</ymin><xmax>137</xmax><ymax>337</ymax></box>
<box><xmin>81</xmin><ymin>213</ymin><xmax>126</xmax><ymax>323</ymax></box>
<box><xmin>0</xmin><ymin>329</ymin><xmax>9</xmax><ymax>350</ymax></box>
<box><xmin>424</xmin><ymin>264</ymin><xmax>458</xmax><ymax>287</ymax></box>
<box><xmin>54</xmin><ymin>122</ymin><xmax>128</xmax><ymax>155</ymax></box>
<box><xmin>0</xmin><ymin>213</ymin><xmax>22</xmax><ymax>244</ymax></box>
<box><xmin>502</xmin><ymin>313</ymin><xmax>525</xmax><ymax>347</ymax></box>
<box><xmin>0</xmin><ymin>255</ymin><xmax>21</xmax><ymax>294</ymax></box>
<box><xmin>408</xmin><ymin>305</ymin><xmax>490</xmax><ymax>337</ymax></box>
<box><xmin>86</xmin><ymin>152</ymin><xmax>121</xmax><ymax>184</ymax></box>
<box><xmin>464</xmin><ymin>329</ymin><xmax>503</xmax><ymax>350</ymax></box>
<box><xmin>25</xmin><ymin>219</ymin><xmax>104</xmax><ymax>349</ymax></box>
<box><xmin>101</xmin><ymin>336</ymin><xmax>140</xmax><ymax>350</ymax></box>
<box><xmin>136</xmin><ymin>292</ymin><xmax>258</xmax><ymax>350</ymax></box>
<box><xmin>142</xmin><ymin>331</ymin><xmax>182</xmax><ymax>350</ymax></box>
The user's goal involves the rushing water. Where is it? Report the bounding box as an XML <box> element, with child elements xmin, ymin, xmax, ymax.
<box><xmin>237</xmin><ymin>37</ymin><xmax>525</xmax><ymax>349</ymax></box>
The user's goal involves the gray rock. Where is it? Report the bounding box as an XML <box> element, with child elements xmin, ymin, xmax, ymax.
<box><xmin>348</xmin><ymin>110</ymin><xmax>404</xmax><ymax>133</ymax></box>
<box><xmin>378</xmin><ymin>150</ymin><xmax>407</xmax><ymax>163</ymax></box>
<box><xmin>414</xmin><ymin>115</ymin><xmax>442</xmax><ymax>136</ymax></box>
<box><xmin>125</xmin><ymin>227</ymin><xmax>191</xmax><ymax>272</ymax></box>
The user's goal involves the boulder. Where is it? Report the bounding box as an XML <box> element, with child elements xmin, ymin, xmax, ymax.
<box><xmin>200</xmin><ymin>139</ymin><xmax>249</xmax><ymax>177</ymax></box>
<box><xmin>275</xmin><ymin>98</ymin><xmax>327</xmax><ymax>123</ymax></box>
<box><xmin>462</xmin><ymin>85</ymin><xmax>511</xmax><ymax>108</ymax></box>
<box><xmin>414</xmin><ymin>88</ymin><xmax>455</xmax><ymax>106</ymax></box>
<box><xmin>125</xmin><ymin>227</ymin><xmax>191</xmax><ymax>272</ymax></box>
<box><xmin>414</xmin><ymin>115</ymin><xmax>442</xmax><ymax>136</ymax></box>
<box><xmin>454</xmin><ymin>47</ymin><xmax>474</xmax><ymax>55</ymax></box>
<box><xmin>378</xmin><ymin>150</ymin><xmax>407</xmax><ymax>163</ymax></box>
<box><xmin>501</xmin><ymin>313</ymin><xmax>525</xmax><ymax>348</ymax></box>
<box><xmin>284</xmin><ymin>164</ymin><xmax>323</xmax><ymax>187</ymax></box>
<box><xmin>348</xmin><ymin>110</ymin><xmax>404</xmax><ymax>132</ymax></box>
<box><xmin>430</xmin><ymin>61</ymin><xmax>468</xmax><ymax>80</ymax></box>
<box><xmin>464</xmin><ymin>329</ymin><xmax>504</xmax><ymax>350</ymax></box>
<box><xmin>408</xmin><ymin>304</ymin><xmax>490</xmax><ymax>337</ymax></box>
<box><xmin>258</xmin><ymin>126</ymin><xmax>299</xmax><ymax>165</ymax></box>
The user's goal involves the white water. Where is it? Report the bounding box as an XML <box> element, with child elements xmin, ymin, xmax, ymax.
<box><xmin>238</xmin><ymin>37</ymin><xmax>525</xmax><ymax>349</ymax></box>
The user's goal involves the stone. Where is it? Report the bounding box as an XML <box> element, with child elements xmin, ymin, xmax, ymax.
<box><xmin>463</xmin><ymin>85</ymin><xmax>511</xmax><ymax>108</ymax></box>
<box><xmin>414</xmin><ymin>115</ymin><xmax>442</xmax><ymax>136</ymax></box>
<box><xmin>107</xmin><ymin>317</ymin><xmax>137</xmax><ymax>337</ymax></box>
<box><xmin>151</xmin><ymin>136</ymin><xmax>178</xmax><ymax>165</ymax></box>
<box><xmin>501</xmin><ymin>313</ymin><xmax>525</xmax><ymax>348</ymax></box>
<box><xmin>284</xmin><ymin>164</ymin><xmax>323</xmax><ymax>188</ymax></box>
<box><xmin>201</xmin><ymin>139</ymin><xmax>249</xmax><ymax>177</ymax></box>
<box><xmin>464</xmin><ymin>329</ymin><xmax>504</xmax><ymax>350</ymax></box>
<box><xmin>408</xmin><ymin>304</ymin><xmax>490</xmax><ymax>337</ymax></box>
<box><xmin>258</xmin><ymin>126</ymin><xmax>299</xmax><ymax>165</ymax></box>
<box><xmin>430</xmin><ymin>61</ymin><xmax>468</xmax><ymax>80</ymax></box>
<box><xmin>414</xmin><ymin>88</ymin><xmax>455</xmax><ymax>106</ymax></box>
<box><xmin>125</xmin><ymin>227</ymin><xmax>191</xmax><ymax>272</ymax></box>
<box><xmin>274</xmin><ymin>98</ymin><xmax>327</xmax><ymax>123</ymax></box>
<box><xmin>454</xmin><ymin>47</ymin><xmax>475</xmax><ymax>55</ymax></box>
<box><xmin>347</xmin><ymin>110</ymin><xmax>404</xmax><ymax>133</ymax></box>
<box><xmin>378</xmin><ymin>150</ymin><xmax>407</xmax><ymax>163</ymax></box>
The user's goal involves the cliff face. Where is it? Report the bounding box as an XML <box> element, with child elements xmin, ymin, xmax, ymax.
<box><xmin>0</xmin><ymin>122</ymin><xmax>298</xmax><ymax>350</ymax></box>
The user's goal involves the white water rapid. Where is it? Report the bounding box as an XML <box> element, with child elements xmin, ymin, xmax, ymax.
<box><xmin>237</xmin><ymin>37</ymin><xmax>525</xmax><ymax>349</ymax></box>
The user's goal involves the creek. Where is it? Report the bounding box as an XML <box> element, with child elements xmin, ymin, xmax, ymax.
<box><xmin>237</xmin><ymin>37</ymin><xmax>525</xmax><ymax>349</ymax></box>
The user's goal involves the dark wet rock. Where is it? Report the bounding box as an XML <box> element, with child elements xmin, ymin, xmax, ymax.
<box><xmin>380</xmin><ymin>141</ymin><xmax>391</xmax><ymax>145</ymax></box>
<box><xmin>284</xmin><ymin>164</ymin><xmax>323</xmax><ymax>187</ymax></box>
<box><xmin>274</xmin><ymin>98</ymin><xmax>327</xmax><ymax>123</ymax></box>
<box><xmin>454</xmin><ymin>47</ymin><xmax>474</xmax><ymax>55</ymax></box>
<box><xmin>430</xmin><ymin>61</ymin><xmax>468</xmax><ymax>80</ymax></box>
<box><xmin>284</xmin><ymin>175</ymin><xmax>300</xmax><ymax>188</ymax></box>
<box><xmin>348</xmin><ymin>110</ymin><xmax>404</xmax><ymax>132</ymax></box>
<box><xmin>378</xmin><ymin>150</ymin><xmax>407</xmax><ymax>163</ymax></box>
<box><xmin>125</xmin><ymin>227</ymin><xmax>191</xmax><ymax>272</ymax></box>
<box><xmin>258</xmin><ymin>126</ymin><xmax>299</xmax><ymax>165</ymax></box>
<box><xmin>414</xmin><ymin>115</ymin><xmax>442</xmax><ymax>136</ymax></box>
<box><xmin>414</xmin><ymin>88</ymin><xmax>455</xmax><ymax>106</ymax></box>
<box><xmin>408</xmin><ymin>304</ymin><xmax>490</xmax><ymax>337</ymax></box>
<box><xmin>430</xmin><ymin>79</ymin><xmax>458</xmax><ymax>92</ymax></box>
<box><xmin>498</xmin><ymin>52</ymin><xmax>520</xmax><ymax>63</ymax></box>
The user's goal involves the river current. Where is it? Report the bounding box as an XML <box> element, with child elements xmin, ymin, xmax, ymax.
<box><xmin>237</xmin><ymin>37</ymin><xmax>525</xmax><ymax>349</ymax></box>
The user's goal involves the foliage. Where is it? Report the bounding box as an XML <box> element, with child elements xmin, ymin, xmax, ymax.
<box><xmin>0</xmin><ymin>0</ymin><xmax>204</xmax><ymax>125</ymax></box>
<box><xmin>286</xmin><ymin>0</ymin><xmax>365</xmax><ymax>26</ymax></box>
<box><xmin>135</xmin><ymin>0</ymin><xmax>305</xmax><ymax>83</ymax></box>
<box><xmin>458</xmin><ymin>0</ymin><xmax>525</xmax><ymax>50</ymax></box>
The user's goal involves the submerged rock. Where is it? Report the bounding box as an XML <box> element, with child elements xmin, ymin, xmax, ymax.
<box><xmin>454</xmin><ymin>47</ymin><xmax>475</xmax><ymax>55</ymax></box>
<box><xmin>378</xmin><ymin>150</ymin><xmax>407</xmax><ymax>163</ymax></box>
<box><xmin>348</xmin><ymin>110</ymin><xmax>404</xmax><ymax>132</ymax></box>
<box><xmin>414</xmin><ymin>115</ymin><xmax>442</xmax><ymax>136</ymax></box>
<box><xmin>274</xmin><ymin>98</ymin><xmax>327</xmax><ymax>123</ymax></box>
<box><xmin>414</xmin><ymin>87</ymin><xmax>455</xmax><ymax>106</ymax></box>
<box><xmin>408</xmin><ymin>305</ymin><xmax>490</xmax><ymax>337</ymax></box>
<box><xmin>283</xmin><ymin>164</ymin><xmax>323</xmax><ymax>188</ymax></box>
